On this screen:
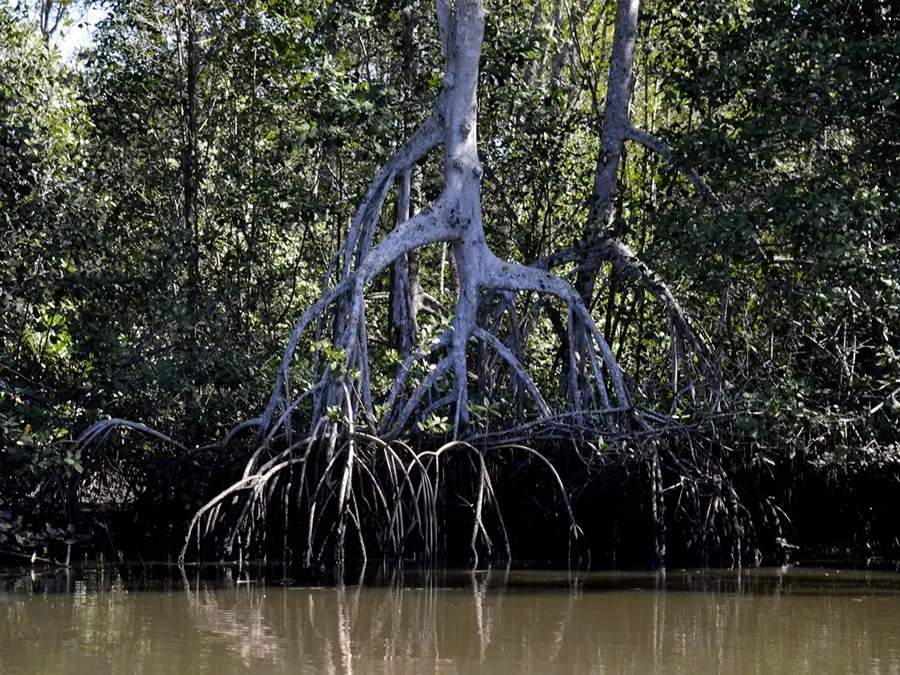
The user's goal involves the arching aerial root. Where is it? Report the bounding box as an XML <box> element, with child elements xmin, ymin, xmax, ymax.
<box><xmin>252</xmin><ymin>230</ymin><xmax>636</xmax><ymax>451</ymax></box>
<box><xmin>70</xmin><ymin>405</ymin><xmax>748</xmax><ymax>571</ymax></box>
<box><xmin>175</xmin><ymin>425</ymin><xmax>592</xmax><ymax>570</ymax></box>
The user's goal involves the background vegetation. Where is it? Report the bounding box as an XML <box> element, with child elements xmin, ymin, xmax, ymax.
<box><xmin>1</xmin><ymin>0</ymin><xmax>897</xmax><ymax>566</ymax></box>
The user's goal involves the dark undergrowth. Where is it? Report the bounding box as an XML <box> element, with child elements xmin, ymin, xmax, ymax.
<box><xmin>2</xmin><ymin>433</ymin><xmax>898</xmax><ymax>573</ymax></box>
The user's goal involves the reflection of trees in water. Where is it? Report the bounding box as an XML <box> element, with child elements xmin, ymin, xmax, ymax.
<box><xmin>1</xmin><ymin>568</ymin><xmax>900</xmax><ymax>673</ymax></box>
<box><xmin>180</xmin><ymin>568</ymin><xmax>286</xmax><ymax>668</ymax></box>
<box><xmin>176</xmin><ymin>568</ymin><xmax>900</xmax><ymax>674</ymax></box>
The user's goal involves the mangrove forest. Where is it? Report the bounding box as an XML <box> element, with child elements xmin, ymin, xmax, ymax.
<box><xmin>1</xmin><ymin>0</ymin><xmax>898</xmax><ymax>573</ymax></box>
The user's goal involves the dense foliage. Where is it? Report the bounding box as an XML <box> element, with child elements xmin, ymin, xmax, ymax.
<box><xmin>1</xmin><ymin>0</ymin><xmax>897</xmax><ymax>565</ymax></box>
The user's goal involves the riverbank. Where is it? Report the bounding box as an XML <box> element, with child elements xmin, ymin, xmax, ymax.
<box><xmin>2</xmin><ymin>438</ymin><xmax>898</xmax><ymax>572</ymax></box>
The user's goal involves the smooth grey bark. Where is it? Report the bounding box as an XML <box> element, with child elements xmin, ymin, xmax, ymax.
<box><xmin>568</xmin><ymin>0</ymin><xmax>727</xmax><ymax>571</ymax></box>
<box><xmin>560</xmin><ymin>0</ymin><xmax>639</xmax><ymax>428</ymax></box>
<box><xmin>258</xmin><ymin>0</ymin><xmax>725</xmax><ymax>448</ymax></box>
<box><xmin>567</xmin><ymin>0</ymin><xmax>719</xmax><ymax>396</ymax></box>
<box><xmin>587</xmin><ymin>0</ymin><xmax>640</xmax><ymax>235</ymax></box>
<box><xmin>84</xmin><ymin>0</ymin><xmax>736</xmax><ymax>574</ymax></box>
<box><xmin>576</xmin><ymin>0</ymin><xmax>639</xmax><ymax>303</ymax></box>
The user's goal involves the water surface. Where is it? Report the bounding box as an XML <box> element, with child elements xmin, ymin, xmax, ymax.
<box><xmin>1</xmin><ymin>566</ymin><xmax>899</xmax><ymax>674</ymax></box>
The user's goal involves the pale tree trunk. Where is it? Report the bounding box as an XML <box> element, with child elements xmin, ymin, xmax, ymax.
<box><xmin>576</xmin><ymin>0</ymin><xmax>640</xmax><ymax>304</ymax></box>
<box><xmin>567</xmin><ymin>0</ymin><xmax>720</xmax><ymax>397</ymax></box>
<box><xmin>570</xmin><ymin>0</ymin><xmax>731</xmax><ymax>569</ymax></box>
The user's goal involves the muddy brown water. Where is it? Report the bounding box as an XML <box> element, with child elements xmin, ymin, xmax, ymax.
<box><xmin>1</xmin><ymin>566</ymin><xmax>899</xmax><ymax>674</ymax></box>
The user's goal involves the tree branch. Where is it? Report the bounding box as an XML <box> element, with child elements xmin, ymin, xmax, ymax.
<box><xmin>625</xmin><ymin>125</ymin><xmax>722</xmax><ymax>207</ymax></box>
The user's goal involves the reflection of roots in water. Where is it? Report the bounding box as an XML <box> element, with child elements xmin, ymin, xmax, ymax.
<box><xmin>166</xmin><ymin>568</ymin><xmax>900</xmax><ymax>674</ymax></box>
<box><xmin>3</xmin><ymin>568</ymin><xmax>898</xmax><ymax>674</ymax></box>
<box><xmin>180</xmin><ymin>568</ymin><xmax>284</xmax><ymax>667</ymax></box>
<box><xmin>174</xmin><ymin>566</ymin><xmax>590</xmax><ymax>673</ymax></box>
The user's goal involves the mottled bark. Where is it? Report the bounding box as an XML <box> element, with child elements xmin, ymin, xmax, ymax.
<box><xmin>79</xmin><ymin>0</ymin><xmax>732</xmax><ymax>574</ymax></box>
